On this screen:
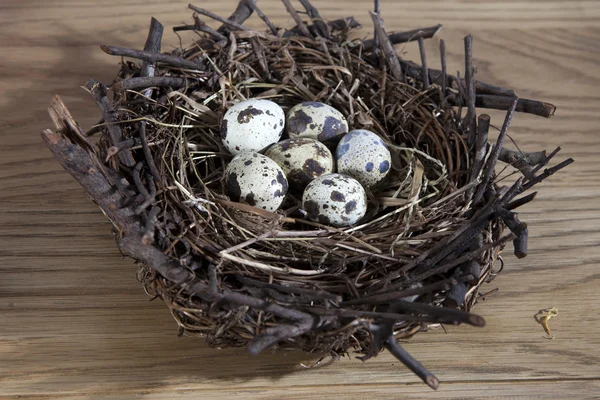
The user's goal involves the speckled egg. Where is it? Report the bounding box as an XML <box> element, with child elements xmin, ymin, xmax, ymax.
<box><xmin>221</xmin><ymin>99</ymin><xmax>285</xmax><ymax>155</ymax></box>
<box><xmin>302</xmin><ymin>173</ymin><xmax>367</xmax><ymax>227</ymax></box>
<box><xmin>336</xmin><ymin>129</ymin><xmax>392</xmax><ymax>188</ymax></box>
<box><xmin>286</xmin><ymin>102</ymin><xmax>348</xmax><ymax>142</ymax></box>
<box><xmin>265</xmin><ymin>138</ymin><xmax>334</xmax><ymax>190</ymax></box>
<box><xmin>225</xmin><ymin>152</ymin><xmax>288</xmax><ymax>211</ymax></box>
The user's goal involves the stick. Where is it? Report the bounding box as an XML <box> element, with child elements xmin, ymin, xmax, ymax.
<box><xmin>440</xmin><ymin>39</ymin><xmax>447</xmax><ymax>106</ymax></box>
<box><xmin>112</xmin><ymin>77</ymin><xmax>187</xmax><ymax>93</ymax></box>
<box><xmin>188</xmin><ymin>4</ymin><xmax>250</xmax><ymax>32</ymax></box>
<box><xmin>101</xmin><ymin>45</ymin><xmax>202</xmax><ymax>70</ymax></box>
<box><xmin>281</xmin><ymin>0</ymin><xmax>311</xmax><ymax>37</ymax></box>
<box><xmin>245</xmin><ymin>0</ymin><xmax>279</xmax><ymax>36</ymax></box>
<box><xmin>217</xmin><ymin>0</ymin><xmax>254</xmax><ymax>33</ymax></box>
<box><xmin>418</xmin><ymin>36</ymin><xmax>429</xmax><ymax>89</ymax></box>
<box><xmin>369</xmin><ymin>12</ymin><xmax>403</xmax><ymax>80</ymax></box>
<box><xmin>298</xmin><ymin>0</ymin><xmax>330</xmax><ymax>38</ymax></box>
<box><xmin>464</xmin><ymin>35</ymin><xmax>477</xmax><ymax>145</ymax></box>
<box><xmin>466</xmin><ymin>114</ymin><xmax>490</xmax><ymax>200</ymax></box>
<box><xmin>472</xmin><ymin>98</ymin><xmax>518</xmax><ymax>205</ymax></box>
<box><xmin>84</xmin><ymin>79</ymin><xmax>136</xmax><ymax>167</ymax></box>
<box><xmin>139</xmin><ymin>120</ymin><xmax>162</xmax><ymax>184</ymax></box>
<box><xmin>192</xmin><ymin>13</ymin><xmax>229</xmax><ymax>42</ymax></box>
<box><xmin>141</xmin><ymin>17</ymin><xmax>164</xmax><ymax>98</ymax></box>
<box><xmin>469</xmin><ymin>95</ymin><xmax>556</xmax><ymax>118</ymax></box>
<box><xmin>341</xmin><ymin>279</ymin><xmax>453</xmax><ymax>306</ymax></box>
<box><xmin>385</xmin><ymin>338</ymin><xmax>439</xmax><ymax>390</ymax></box>
<box><xmin>363</xmin><ymin>24</ymin><xmax>443</xmax><ymax>50</ymax></box>
<box><xmin>506</xmin><ymin>191</ymin><xmax>537</xmax><ymax>211</ymax></box>
<box><xmin>284</xmin><ymin>17</ymin><xmax>361</xmax><ymax>37</ymax></box>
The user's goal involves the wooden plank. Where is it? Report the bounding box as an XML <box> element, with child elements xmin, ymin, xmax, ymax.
<box><xmin>1</xmin><ymin>0</ymin><xmax>599</xmax><ymax>399</ymax></box>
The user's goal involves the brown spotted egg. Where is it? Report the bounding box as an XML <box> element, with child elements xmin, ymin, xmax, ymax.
<box><xmin>336</xmin><ymin>129</ymin><xmax>392</xmax><ymax>188</ymax></box>
<box><xmin>265</xmin><ymin>138</ymin><xmax>334</xmax><ymax>190</ymax></box>
<box><xmin>225</xmin><ymin>153</ymin><xmax>288</xmax><ymax>211</ymax></box>
<box><xmin>302</xmin><ymin>173</ymin><xmax>367</xmax><ymax>227</ymax></box>
<box><xmin>221</xmin><ymin>99</ymin><xmax>285</xmax><ymax>155</ymax></box>
<box><xmin>286</xmin><ymin>102</ymin><xmax>348</xmax><ymax>142</ymax></box>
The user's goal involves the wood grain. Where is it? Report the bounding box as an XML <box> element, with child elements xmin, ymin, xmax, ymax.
<box><xmin>1</xmin><ymin>0</ymin><xmax>599</xmax><ymax>399</ymax></box>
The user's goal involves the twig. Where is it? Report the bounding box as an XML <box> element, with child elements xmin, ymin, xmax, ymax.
<box><xmin>84</xmin><ymin>79</ymin><xmax>136</xmax><ymax>167</ymax></box>
<box><xmin>466</xmin><ymin>114</ymin><xmax>490</xmax><ymax>200</ymax></box>
<box><xmin>101</xmin><ymin>45</ymin><xmax>202</xmax><ymax>70</ymax></box>
<box><xmin>341</xmin><ymin>279</ymin><xmax>453</xmax><ymax>306</ymax></box>
<box><xmin>192</xmin><ymin>13</ymin><xmax>229</xmax><ymax>42</ymax></box>
<box><xmin>470</xmin><ymin>95</ymin><xmax>556</xmax><ymax>118</ymax></box>
<box><xmin>418</xmin><ymin>36</ymin><xmax>429</xmax><ymax>89</ymax></box>
<box><xmin>142</xmin><ymin>206</ymin><xmax>160</xmax><ymax>245</ymax></box>
<box><xmin>139</xmin><ymin>120</ymin><xmax>162</xmax><ymax>184</ymax></box>
<box><xmin>387</xmin><ymin>299</ymin><xmax>485</xmax><ymax>327</ymax></box>
<box><xmin>440</xmin><ymin>39</ymin><xmax>447</xmax><ymax>106</ymax></box>
<box><xmin>472</xmin><ymin>98</ymin><xmax>518</xmax><ymax>205</ymax></box>
<box><xmin>245</xmin><ymin>0</ymin><xmax>279</xmax><ymax>36</ymax></box>
<box><xmin>217</xmin><ymin>0</ymin><xmax>254</xmax><ymax>33</ymax></box>
<box><xmin>284</xmin><ymin>17</ymin><xmax>360</xmax><ymax>37</ymax></box>
<box><xmin>530</xmin><ymin>146</ymin><xmax>561</xmax><ymax>175</ymax></box>
<box><xmin>506</xmin><ymin>191</ymin><xmax>537</xmax><ymax>211</ymax></box>
<box><xmin>464</xmin><ymin>35</ymin><xmax>477</xmax><ymax>145</ymax></box>
<box><xmin>106</xmin><ymin>138</ymin><xmax>137</xmax><ymax>162</ymax></box>
<box><xmin>363</xmin><ymin>24</ymin><xmax>442</xmax><ymax>50</ymax></box>
<box><xmin>188</xmin><ymin>4</ymin><xmax>251</xmax><ymax>32</ymax></box>
<box><xmin>141</xmin><ymin>17</ymin><xmax>164</xmax><ymax>98</ymax></box>
<box><xmin>281</xmin><ymin>0</ymin><xmax>311</xmax><ymax>37</ymax></box>
<box><xmin>385</xmin><ymin>337</ymin><xmax>439</xmax><ymax>390</ymax></box>
<box><xmin>298</xmin><ymin>0</ymin><xmax>330</xmax><ymax>38</ymax></box>
<box><xmin>369</xmin><ymin>12</ymin><xmax>403</xmax><ymax>80</ymax></box>
<box><xmin>112</xmin><ymin>77</ymin><xmax>187</xmax><ymax>93</ymax></box>
<box><xmin>522</xmin><ymin>158</ymin><xmax>574</xmax><ymax>192</ymax></box>
<box><xmin>443</xmin><ymin>280</ymin><xmax>468</xmax><ymax>308</ymax></box>
<box><xmin>236</xmin><ymin>275</ymin><xmax>342</xmax><ymax>302</ymax></box>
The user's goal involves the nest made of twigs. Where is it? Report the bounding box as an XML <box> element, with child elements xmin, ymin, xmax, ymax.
<box><xmin>43</xmin><ymin>1</ymin><xmax>573</xmax><ymax>389</ymax></box>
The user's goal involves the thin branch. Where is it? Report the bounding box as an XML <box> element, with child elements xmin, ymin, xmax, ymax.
<box><xmin>281</xmin><ymin>0</ymin><xmax>311</xmax><ymax>37</ymax></box>
<box><xmin>506</xmin><ymin>191</ymin><xmax>537</xmax><ymax>211</ymax></box>
<box><xmin>466</xmin><ymin>114</ymin><xmax>490</xmax><ymax>201</ymax></box>
<box><xmin>101</xmin><ymin>45</ymin><xmax>202</xmax><ymax>70</ymax></box>
<box><xmin>245</xmin><ymin>0</ymin><xmax>279</xmax><ymax>36</ymax></box>
<box><xmin>139</xmin><ymin>120</ymin><xmax>162</xmax><ymax>184</ymax></box>
<box><xmin>298</xmin><ymin>0</ymin><xmax>330</xmax><ymax>38</ymax></box>
<box><xmin>472</xmin><ymin>98</ymin><xmax>518</xmax><ymax>205</ymax></box>
<box><xmin>440</xmin><ymin>39</ymin><xmax>447</xmax><ymax>106</ymax></box>
<box><xmin>385</xmin><ymin>337</ymin><xmax>439</xmax><ymax>390</ymax></box>
<box><xmin>369</xmin><ymin>12</ymin><xmax>403</xmax><ymax>80</ymax></box>
<box><xmin>84</xmin><ymin>79</ymin><xmax>136</xmax><ymax>167</ymax></box>
<box><xmin>141</xmin><ymin>17</ymin><xmax>164</xmax><ymax>98</ymax></box>
<box><xmin>363</xmin><ymin>24</ymin><xmax>442</xmax><ymax>50</ymax></box>
<box><xmin>418</xmin><ymin>36</ymin><xmax>429</xmax><ymax>89</ymax></box>
<box><xmin>464</xmin><ymin>35</ymin><xmax>477</xmax><ymax>145</ymax></box>
<box><xmin>188</xmin><ymin>3</ymin><xmax>251</xmax><ymax>31</ymax></box>
<box><xmin>193</xmin><ymin>13</ymin><xmax>229</xmax><ymax>42</ymax></box>
<box><xmin>112</xmin><ymin>76</ymin><xmax>187</xmax><ymax>93</ymax></box>
<box><xmin>217</xmin><ymin>0</ymin><xmax>254</xmax><ymax>33</ymax></box>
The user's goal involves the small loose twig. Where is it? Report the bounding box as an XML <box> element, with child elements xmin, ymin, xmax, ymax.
<box><xmin>188</xmin><ymin>3</ymin><xmax>251</xmax><ymax>32</ymax></box>
<box><xmin>464</xmin><ymin>35</ymin><xmax>477</xmax><ymax>146</ymax></box>
<box><xmin>363</xmin><ymin>24</ymin><xmax>442</xmax><ymax>50</ymax></box>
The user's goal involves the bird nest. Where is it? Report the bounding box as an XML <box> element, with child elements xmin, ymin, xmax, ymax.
<box><xmin>42</xmin><ymin>0</ymin><xmax>572</xmax><ymax>389</ymax></box>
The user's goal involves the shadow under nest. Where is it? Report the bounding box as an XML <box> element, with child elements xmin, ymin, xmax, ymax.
<box><xmin>42</xmin><ymin>0</ymin><xmax>572</xmax><ymax>390</ymax></box>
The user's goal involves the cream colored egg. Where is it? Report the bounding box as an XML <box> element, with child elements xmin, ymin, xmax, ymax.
<box><xmin>286</xmin><ymin>102</ymin><xmax>348</xmax><ymax>142</ymax></box>
<box><xmin>225</xmin><ymin>152</ymin><xmax>288</xmax><ymax>211</ymax></box>
<box><xmin>302</xmin><ymin>173</ymin><xmax>367</xmax><ymax>227</ymax></box>
<box><xmin>336</xmin><ymin>129</ymin><xmax>391</xmax><ymax>188</ymax></box>
<box><xmin>221</xmin><ymin>99</ymin><xmax>285</xmax><ymax>155</ymax></box>
<box><xmin>265</xmin><ymin>138</ymin><xmax>334</xmax><ymax>190</ymax></box>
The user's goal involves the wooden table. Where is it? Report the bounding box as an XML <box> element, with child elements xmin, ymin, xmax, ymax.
<box><xmin>1</xmin><ymin>1</ymin><xmax>599</xmax><ymax>398</ymax></box>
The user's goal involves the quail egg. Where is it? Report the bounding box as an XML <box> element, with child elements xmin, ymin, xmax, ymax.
<box><xmin>287</xmin><ymin>101</ymin><xmax>348</xmax><ymax>142</ymax></box>
<box><xmin>221</xmin><ymin>99</ymin><xmax>285</xmax><ymax>155</ymax></box>
<box><xmin>265</xmin><ymin>138</ymin><xmax>334</xmax><ymax>190</ymax></box>
<box><xmin>225</xmin><ymin>152</ymin><xmax>288</xmax><ymax>211</ymax></box>
<box><xmin>336</xmin><ymin>129</ymin><xmax>392</xmax><ymax>188</ymax></box>
<box><xmin>302</xmin><ymin>173</ymin><xmax>367</xmax><ymax>227</ymax></box>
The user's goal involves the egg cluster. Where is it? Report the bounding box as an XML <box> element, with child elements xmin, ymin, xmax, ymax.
<box><xmin>220</xmin><ymin>99</ymin><xmax>391</xmax><ymax>227</ymax></box>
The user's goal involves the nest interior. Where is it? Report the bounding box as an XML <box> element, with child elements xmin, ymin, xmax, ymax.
<box><xmin>42</xmin><ymin>0</ymin><xmax>572</xmax><ymax>389</ymax></box>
